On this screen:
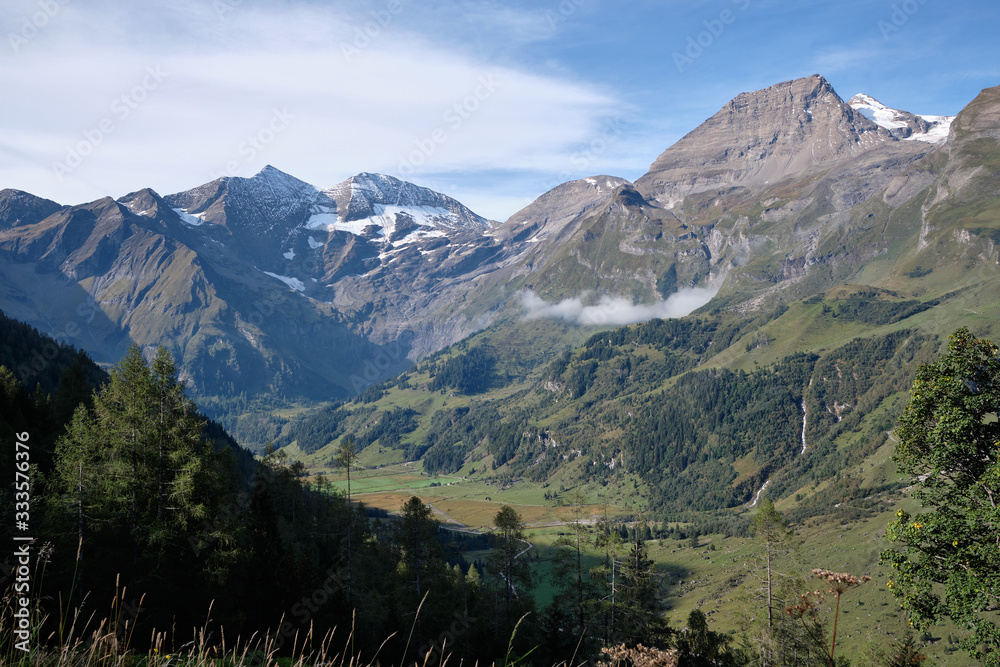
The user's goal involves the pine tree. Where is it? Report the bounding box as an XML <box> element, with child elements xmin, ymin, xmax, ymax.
<box><xmin>51</xmin><ymin>346</ymin><xmax>212</xmax><ymax>586</ymax></box>
<box><xmin>396</xmin><ymin>496</ymin><xmax>443</xmax><ymax>650</ymax></box>
<box><xmin>619</xmin><ymin>524</ymin><xmax>666</xmax><ymax>646</ymax></box>
<box><xmin>336</xmin><ymin>435</ymin><xmax>358</xmax><ymax>599</ymax></box>
<box><xmin>488</xmin><ymin>505</ymin><xmax>532</xmax><ymax>635</ymax></box>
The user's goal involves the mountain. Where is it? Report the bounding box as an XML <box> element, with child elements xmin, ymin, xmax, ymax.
<box><xmin>635</xmin><ymin>74</ymin><xmax>913</xmax><ymax>207</ymax></box>
<box><xmin>0</xmin><ymin>171</ymin><xmax>486</xmax><ymax>403</ymax></box>
<box><xmin>272</xmin><ymin>80</ymin><xmax>1000</xmax><ymax>512</ymax></box>
<box><xmin>847</xmin><ymin>93</ymin><xmax>954</xmax><ymax>143</ymax></box>
<box><xmin>1</xmin><ymin>75</ymin><xmax>997</xmax><ymax>452</ymax></box>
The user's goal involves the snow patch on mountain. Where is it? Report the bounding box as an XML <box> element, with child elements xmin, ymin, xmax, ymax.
<box><xmin>906</xmin><ymin>115</ymin><xmax>954</xmax><ymax>145</ymax></box>
<box><xmin>848</xmin><ymin>94</ymin><xmax>954</xmax><ymax>145</ymax></box>
<box><xmin>174</xmin><ymin>208</ymin><xmax>207</xmax><ymax>226</ymax></box>
<box><xmin>305</xmin><ymin>204</ymin><xmax>464</xmax><ymax>240</ymax></box>
<box><xmin>262</xmin><ymin>271</ymin><xmax>306</xmax><ymax>291</ymax></box>
<box><xmin>304</xmin><ymin>207</ymin><xmax>338</xmax><ymax>231</ymax></box>
<box><xmin>850</xmin><ymin>94</ymin><xmax>908</xmax><ymax>129</ymax></box>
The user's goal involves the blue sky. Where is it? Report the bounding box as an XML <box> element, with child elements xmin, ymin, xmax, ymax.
<box><xmin>2</xmin><ymin>0</ymin><xmax>998</xmax><ymax>220</ymax></box>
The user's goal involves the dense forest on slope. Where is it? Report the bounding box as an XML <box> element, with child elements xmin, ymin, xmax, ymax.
<box><xmin>274</xmin><ymin>295</ymin><xmax>943</xmax><ymax>518</ymax></box>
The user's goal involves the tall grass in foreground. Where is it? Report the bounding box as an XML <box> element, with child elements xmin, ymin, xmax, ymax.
<box><xmin>1</xmin><ymin>585</ymin><xmax>381</xmax><ymax>667</ymax></box>
<box><xmin>1</xmin><ymin>583</ymin><xmax>582</xmax><ymax>667</ymax></box>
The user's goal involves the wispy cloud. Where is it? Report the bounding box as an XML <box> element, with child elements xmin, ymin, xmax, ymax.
<box><xmin>519</xmin><ymin>286</ymin><xmax>720</xmax><ymax>327</ymax></box>
<box><xmin>0</xmin><ymin>1</ymin><xmax>622</xmax><ymax>219</ymax></box>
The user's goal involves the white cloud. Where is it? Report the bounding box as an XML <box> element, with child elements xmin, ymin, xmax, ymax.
<box><xmin>0</xmin><ymin>0</ymin><xmax>624</xmax><ymax>220</ymax></box>
<box><xmin>519</xmin><ymin>286</ymin><xmax>720</xmax><ymax>327</ymax></box>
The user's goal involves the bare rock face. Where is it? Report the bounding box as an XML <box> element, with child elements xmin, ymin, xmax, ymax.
<box><xmin>496</xmin><ymin>176</ymin><xmax>632</xmax><ymax>245</ymax></box>
<box><xmin>635</xmin><ymin>75</ymin><xmax>896</xmax><ymax>207</ymax></box>
<box><xmin>0</xmin><ymin>189</ymin><xmax>62</xmax><ymax>229</ymax></box>
<box><xmin>950</xmin><ymin>83</ymin><xmax>1000</xmax><ymax>142</ymax></box>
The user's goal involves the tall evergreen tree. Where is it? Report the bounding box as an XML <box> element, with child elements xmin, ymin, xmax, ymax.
<box><xmin>336</xmin><ymin>434</ymin><xmax>358</xmax><ymax>599</ymax></box>
<box><xmin>488</xmin><ymin>505</ymin><xmax>533</xmax><ymax>637</ymax></box>
<box><xmin>396</xmin><ymin>496</ymin><xmax>441</xmax><ymax>650</ymax></box>
<box><xmin>619</xmin><ymin>525</ymin><xmax>666</xmax><ymax>646</ymax></box>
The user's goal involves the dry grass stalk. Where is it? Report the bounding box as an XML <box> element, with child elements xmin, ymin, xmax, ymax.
<box><xmin>597</xmin><ymin>643</ymin><xmax>679</xmax><ymax>667</ymax></box>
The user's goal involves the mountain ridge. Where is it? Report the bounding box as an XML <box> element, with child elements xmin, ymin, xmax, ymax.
<box><xmin>1</xmin><ymin>74</ymin><xmax>995</xmax><ymax>438</ymax></box>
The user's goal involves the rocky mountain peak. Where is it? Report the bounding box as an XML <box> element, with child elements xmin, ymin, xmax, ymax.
<box><xmin>635</xmin><ymin>74</ymin><xmax>901</xmax><ymax>207</ymax></box>
<box><xmin>164</xmin><ymin>165</ymin><xmax>318</xmax><ymax>234</ymax></box>
<box><xmin>950</xmin><ymin>83</ymin><xmax>1000</xmax><ymax>142</ymax></box>
<box><xmin>0</xmin><ymin>189</ymin><xmax>63</xmax><ymax>229</ymax></box>
<box><xmin>499</xmin><ymin>175</ymin><xmax>632</xmax><ymax>244</ymax></box>
<box><xmin>319</xmin><ymin>172</ymin><xmax>490</xmax><ymax>230</ymax></box>
<box><xmin>117</xmin><ymin>188</ymin><xmax>172</xmax><ymax>219</ymax></box>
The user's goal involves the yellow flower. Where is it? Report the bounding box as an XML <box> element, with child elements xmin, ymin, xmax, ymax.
<box><xmin>954</xmin><ymin>540</ymin><xmax>959</xmax><ymax>547</ymax></box>
<box><xmin>913</xmin><ymin>523</ymin><xmax>923</xmax><ymax>529</ymax></box>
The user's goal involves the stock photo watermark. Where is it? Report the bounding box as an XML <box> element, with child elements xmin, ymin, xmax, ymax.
<box><xmin>50</xmin><ymin>65</ymin><xmax>168</xmax><ymax>182</ymax></box>
<box><xmin>672</xmin><ymin>0</ymin><xmax>753</xmax><ymax>73</ymax></box>
<box><xmin>213</xmin><ymin>0</ymin><xmax>241</xmax><ymax>21</ymax></box>
<box><xmin>340</xmin><ymin>0</ymin><xmax>409</xmax><ymax>62</ymax></box>
<box><xmin>544</xmin><ymin>0</ymin><xmax>583</xmax><ymax>32</ymax></box>
<box><xmin>541</xmin><ymin>115</ymin><xmax>628</xmax><ymax>193</ymax></box>
<box><xmin>208</xmin><ymin>107</ymin><xmax>295</xmax><ymax>179</ymax></box>
<box><xmin>877</xmin><ymin>0</ymin><xmax>929</xmax><ymax>39</ymax></box>
<box><xmin>396</xmin><ymin>75</ymin><xmax>501</xmax><ymax>176</ymax></box>
<box><xmin>348</xmin><ymin>339</ymin><xmax>409</xmax><ymax>393</ymax></box>
<box><xmin>12</xmin><ymin>430</ymin><xmax>33</xmax><ymax>652</ymax></box>
<box><xmin>7</xmin><ymin>0</ymin><xmax>68</xmax><ymax>54</ymax></box>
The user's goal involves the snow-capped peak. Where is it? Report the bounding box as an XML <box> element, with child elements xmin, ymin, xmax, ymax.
<box><xmin>848</xmin><ymin>94</ymin><xmax>954</xmax><ymax>145</ymax></box>
<box><xmin>303</xmin><ymin>172</ymin><xmax>490</xmax><ymax>242</ymax></box>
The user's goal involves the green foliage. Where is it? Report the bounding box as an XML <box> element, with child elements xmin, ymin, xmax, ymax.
<box><xmin>626</xmin><ymin>358</ymin><xmax>811</xmax><ymax>510</ymax></box>
<box><xmin>749</xmin><ymin>499</ymin><xmax>794</xmax><ymax>632</ymax></box>
<box><xmin>489</xmin><ymin>505</ymin><xmax>534</xmax><ymax>636</ymax></box>
<box><xmin>430</xmin><ymin>347</ymin><xmax>496</xmax><ymax>394</ymax></box>
<box><xmin>826</xmin><ymin>292</ymin><xmax>938</xmax><ymax>325</ymax></box>
<box><xmin>882</xmin><ymin>327</ymin><xmax>1000</xmax><ymax>665</ymax></box>
<box><xmin>357</xmin><ymin>407</ymin><xmax>419</xmax><ymax>450</ymax></box>
<box><xmin>280</xmin><ymin>400</ymin><xmax>347</xmax><ymax>453</ymax></box>
<box><xmin>904</xmin><ymin>266</ymin><xmax>933</xmax><ymax>279</ymax></box>
<box><xmin>675</xmin><ymin>609</ymin><xmax>740</xmax><ymax>666</ymax></box>
<box><xmin>657</xmin><ymin>263</ymin><xmax>678</xmax><ymax>297</ymax></box>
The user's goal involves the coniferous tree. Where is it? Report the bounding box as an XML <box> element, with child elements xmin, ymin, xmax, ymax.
<box><xmin>751</xmin><ymin>498</ymin><xmax>794</xmax><ymax>631</ymax></box>
<box><xmin>395</xmin><ymin>496</ymin><xmax>444</xmax><ymax>652</ymax></box>
<box><xmin>619</xmin><ymin>525</ymin><xmax>667</xmax><ymax>646</ymax></box>
<box><xmin>488</xmin><ymin>505</ymin><xmax>533</xmax><ymax>640</ymax></box>
<box><xmin>336</xmin><ymin>434</ymin><xmax>358</xmax><ymax>599</ymax></box>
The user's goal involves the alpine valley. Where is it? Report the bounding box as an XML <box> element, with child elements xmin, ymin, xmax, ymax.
<box><xmin>2</xmin><ymin>73</ymin><xmax>998</xmax><ymax>487</ymax></box>
<box><xmin>4</xmin><ymin>71</ymin><xmax>1000</xmax><ymax>665</ymax></box>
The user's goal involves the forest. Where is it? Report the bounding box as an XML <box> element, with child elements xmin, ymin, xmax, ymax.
<box><xmin>0</xmin><ymin>314</ymin><xmax>721</xmax><ymax>665</ymax></box>
<box><xmin>3</xmin><ymin>311</ymin><xmax>999</xmax><ymax>667</ymax></box>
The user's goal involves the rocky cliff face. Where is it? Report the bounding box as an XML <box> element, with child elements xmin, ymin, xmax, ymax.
<box><xmin>635</xmin><ymin>75</ymin><xmax>914</xmax><ymax>207</ymax></box>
